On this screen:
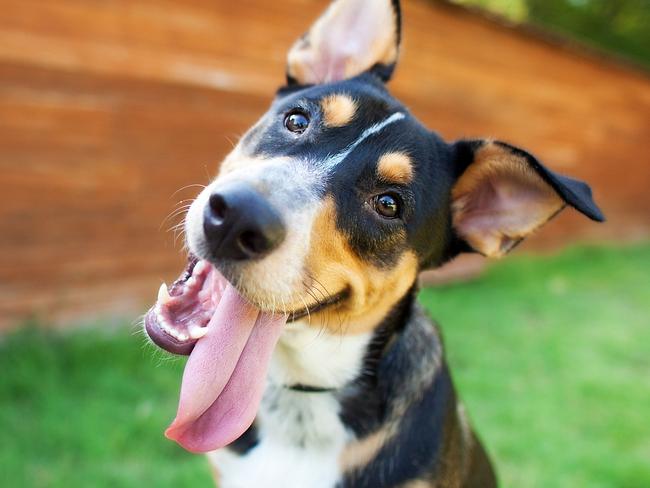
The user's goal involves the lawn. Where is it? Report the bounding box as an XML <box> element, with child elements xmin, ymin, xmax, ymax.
<box><xmin>1</xmin><ymin>244</ymin><xmax>649</xmax><ymax>487</ymax></box>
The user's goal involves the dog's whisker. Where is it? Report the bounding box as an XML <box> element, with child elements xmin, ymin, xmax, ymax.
<box><xmin>281</xmin><ymin>295</ymin><xmax>289</xmax><ymax>318</ymax></box>
<box><xmin>202</xmin><ymin>164</ymin><xmax>213</xmax><ymax>182</ymax></box>
<box><xmin>302</xmin><ymin>282</ymin><xmax>321</xmax><ymax>309</ymax></box>
<box><xmin>298</xmin><ymin>294</ymin><xmax>311</xmax><ymax>324</ymax></box>
<box><xmin>172</xmin><ymin>199</ymin><xmax>196</xmax><ymax>206</ymax></box>
<box><xmin>171</xmin><ymin>184</ymin><xmax>206</xmax><ymax>198</ymax></box>
<box><xmin>173</xmin><ymin>229</ymin><xmax>187</xmax><ymax>248</ymax></box>
<box><xmin>159</xmin><ymin>205</ymin><xmax>192</xmax><ymax>230</ymax></box>
<box><xmin>311</xmin><ymin>275</ymin><xmax>333</xmax><ymax>302</ymax></box>
<box><xmin>166</xmin><ymin>221</ymin><xmax>186</xmax><ymax>234</ymax></box>
<box><xmin>224</xmin><ymin>135</ymin><xmax>237</xmax><ymax>149</ymax></box>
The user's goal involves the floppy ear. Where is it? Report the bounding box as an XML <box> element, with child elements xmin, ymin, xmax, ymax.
<box><xmin>450</xmin><ymin>140</ymin><xmax>605</xmax><ymax>258</ymax></box>
<box><xmin>286</xmin><ymin>0</ymin><xmax>401</xmax><ymax>85</ymax></box>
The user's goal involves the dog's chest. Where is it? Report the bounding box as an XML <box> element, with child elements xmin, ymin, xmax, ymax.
<box><xmin>208</xmin><ymin>391</ymin><xmax>347</xmax><ymax>488</ymax></box>
<box><xmin>207</xmin><ymin>324</ymin><xmax>372</xmax><ymax>488</ymax></box>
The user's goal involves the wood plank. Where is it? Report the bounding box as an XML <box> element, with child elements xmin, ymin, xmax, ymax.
<box><xmin>0</xmin><ymin>0</ymin><xmax>648</xmax><ymax>329</ymax></box>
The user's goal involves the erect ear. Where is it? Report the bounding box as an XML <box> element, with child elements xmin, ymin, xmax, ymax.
<box><xmin>286</xmin><ymin>0</ymin><xmax>401</xmax><ymax>86</ymax></box>
<box><xmin>450</xmin><ymin>140</ymin><xmax>605</xmax><ymax>258</ymax></box>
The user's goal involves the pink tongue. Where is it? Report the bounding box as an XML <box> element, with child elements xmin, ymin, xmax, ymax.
<box><xmin>165</xmin><ymin>283</ymin><xmax>287</xmax><ymax>453</ymax></box>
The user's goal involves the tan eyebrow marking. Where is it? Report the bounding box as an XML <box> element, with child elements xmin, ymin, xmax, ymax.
<box><xmin>321</xmin><ymin>94</ymin><xmax>357</xmax><ymax>127</ymax></box>
<box><xmin>377</xmin><ymin>152</ymin><xmax>414</xmax><ymax>184</ymax></box>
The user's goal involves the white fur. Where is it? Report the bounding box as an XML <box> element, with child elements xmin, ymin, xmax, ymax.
<box><xmin>208</xmin><ymin>323</ymin><xmax>372</xmax><ymax>488</ymax></box>
<box><xmin>322</xmin><ymin>112</ymin><xmax>405</xmax><ymax>171</ymax></box>
<box><xmin>270</xmin><ymin>320</ymin><xmax>372</xmax><ymax>387</ymax></box>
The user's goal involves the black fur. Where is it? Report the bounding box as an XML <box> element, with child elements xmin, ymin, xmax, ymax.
<box><xmin>228</xmin><ymin>422</ymin><xmax>259</xmax><ymax>455</ymax></box>
<box><xmin>215</xmin><ymin>1</ymin><xmax>603</xmax><ymax>486</ymax></box>
<box><xmin>340</xmin><ymin>366</ymin><xmax>454</xmax><ymax>488</ymax></box>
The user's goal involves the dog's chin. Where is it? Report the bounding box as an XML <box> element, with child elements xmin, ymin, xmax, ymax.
<box><xmin>193</xmin><ymin>256</ymin><xmax>346</xmax><ymax>324</ymax></box>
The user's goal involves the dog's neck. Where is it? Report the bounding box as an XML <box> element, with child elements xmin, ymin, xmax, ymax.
<box><xmin>216</xmin><ymin>291</ymin><xmax>449</xmax><ymax>488</ymax></box>
<box><xmin>268</xmin><ymin>288</ymin><xmax>418</xmax><ymax>393</ymax></box>
<box><xmin>249</xmin><ymin>291</ymin><xmax>417</xmax><ymax>459</ymax></box>
<box><xmin>268</xmin><ymin>321</ymin><xmax>373</xmax><ymax>391</ymax></box>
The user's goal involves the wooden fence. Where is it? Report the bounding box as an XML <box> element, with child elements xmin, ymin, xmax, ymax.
<box><xmin>1</xmin><ymin>0</ymin><xmax>649</xmax><ymax>329</ymax></box>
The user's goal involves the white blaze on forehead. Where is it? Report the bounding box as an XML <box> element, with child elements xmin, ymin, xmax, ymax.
<box><xmin>321</xmin><ymin>111</ymin><xmax>406</xmax><ymax>172</ymax></box>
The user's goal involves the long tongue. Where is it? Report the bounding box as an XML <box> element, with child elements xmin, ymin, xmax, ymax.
<box><xmin>165</xmin><ymin>284</ymin><xmax>287</xmax><ymax>453</ymax></box>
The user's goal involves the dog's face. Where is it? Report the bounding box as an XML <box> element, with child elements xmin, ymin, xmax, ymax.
<box><xmin>183</xmin><ymin>0</ymin><xmax>603</xmax><ymax>334</ymax></box>
<box><xmin>185</xmin><ymin>77</ymin><xmax>452</xmax><ymax>333</ymax></box>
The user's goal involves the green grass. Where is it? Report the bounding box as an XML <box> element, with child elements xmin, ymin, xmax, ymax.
<box><xmin>1</xmin><ymin>244</ymin><xmax>649</xmax><ymax>487</ymax></box>
<box><xmin>419</xmin><ymin>244</ymin><xmax>650</xmax><ymax>488</ymax></box>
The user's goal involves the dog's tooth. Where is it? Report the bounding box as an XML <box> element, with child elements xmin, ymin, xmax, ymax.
<box><xmin>163</xmin><ymin>323</ymin><xmax>182</xmax><ymax>340</ymax></box>
<box><xmin>188</xmin><ymin>325</ymin><xmax>208</xmax><ymax>340</ymax></box>
<box><xmin>193</xmin><ymin>260</ymin><xmax>207</xmax><ymax>276</ymax></box>
<box><xmin>157</xmin><ymin>313</ymin><xmax>175</xmax><ymax>334</ymax></box>
<box><xmin>186</xmin><ymin>277</ymin><xmax>197</xmax><ymax>289</ymax></box>
<box><xmin>154</xmin><ymin>309</ymin><xmax>190</xmax><ymax>342</ymax></box>
<box><xmin>157</xmin><ymin>283</ymin><xmax>172</xmax><ymax>303</ymax></box>
<box><xmin>158</xmin><ymin>314</ymin><xmax>171</xmax><ymax>331</ymax></box>
<box><xmin>158</xmin><ymin>317</ymin><xmax>172</xmax><ymax>335</ymax></box>
<box><xmin>156</xmin><ymin>309</ymin><xmax>166</xmax><ymax>325</ymax></box>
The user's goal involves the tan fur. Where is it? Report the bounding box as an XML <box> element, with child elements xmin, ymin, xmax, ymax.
<box><xmin>302</xmin><ymin>197</ymin><xmax>418</xmax><ymax>335</ymax></box>
<box><xmin>402</xmin><ymin>481</ymin><xmax>435</xmax><ymax>488</ymax></box>
<box><xmin>451</xmin><ymin>141</ymin><xmax>564</xmax><ymax>257</ymax></box>
<box><xmin>377</xmin><ymin>152</ymin><xmax>414</xmax><ymax>184</ymax></box>
<box><xmin>287</xmin><ymin>0</ymin><xmax>399</xmax><ymax>84</ymax></box>
<box><xmin>339</xmin><ymin>428</ymin><xmax>391</xmax><ymax>473</ymax></box>
<box><xmin>321</xmin><ymin>94</ymin><xmax>357</xmax><ymax>127</ymax></box>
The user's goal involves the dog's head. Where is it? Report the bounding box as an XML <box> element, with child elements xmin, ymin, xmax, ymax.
<box><xmin>184</xmin><ymin>0</ymin><xmax>602</xmax><ymax>332</ymax></box>
<box><xmin>145</xmin><ymin>0</ymin><xmax>603</xmax><ymax>453</ymax></box>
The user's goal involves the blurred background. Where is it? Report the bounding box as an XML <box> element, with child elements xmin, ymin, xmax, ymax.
<box><xmin>1</xmin><ymin>0</ymin><xmax>648</xmax><ymax>487</ymax></box>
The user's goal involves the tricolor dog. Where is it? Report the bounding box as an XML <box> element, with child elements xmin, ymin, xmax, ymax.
<box><xmin>144</xmin><ymin>0</ymin><xmax>604</xmax><ymax>486</ymax></box>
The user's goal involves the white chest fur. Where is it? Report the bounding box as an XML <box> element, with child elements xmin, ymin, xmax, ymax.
<box><xmin>207</xmin><ymin>323</ymin><xmax>372</xmax><ymax>488</ymax></box>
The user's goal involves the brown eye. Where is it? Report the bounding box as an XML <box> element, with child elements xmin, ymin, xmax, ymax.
<box><xmin>284</xmin><ymin>111</ymin><xmax>310</xmax><ymax>133</ymax></box>
<box><xmin>374</xmin><ymin>194</ymin><xmax>400</xmax><ymax>219</ymax></box>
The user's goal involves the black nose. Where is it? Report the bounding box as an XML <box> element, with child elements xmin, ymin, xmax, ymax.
<box><xmin>203</xmin><ymin>184</ymin><xmax>286</xmax><ymax>260</ymax></box>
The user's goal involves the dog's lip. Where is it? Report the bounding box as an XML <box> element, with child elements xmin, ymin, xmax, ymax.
<box><xmin>145</xmin><ymin>312</ymin><xmax>196</xmax><ymax>355</ymax></box>
<box><xmin>286</xmin><ymin>288</ymin><xmax>349</xmax><ymax>322</ymax></box>
<box><xmin>144</xmin><ymin>254</ymin><xmax>221</xmax><ymax>356</ymax></box>
<box><xmin>204</xmin><ymin>256</ymin><xmax>350</xmax><ymax>323</ymax></box>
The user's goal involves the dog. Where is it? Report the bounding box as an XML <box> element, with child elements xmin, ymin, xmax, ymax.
<box><xmin>144</xmin><ymin>0</ymin><xmax>604</xmax><ymax>486</ymax></box>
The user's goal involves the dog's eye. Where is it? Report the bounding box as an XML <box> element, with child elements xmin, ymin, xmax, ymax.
<box><xmin>373</xmin><ymin>194</ymin><xmax>400</xmax><ymax>219</ymax></box>
<box><xmin>284</xmin><ymin>111</ymin><xmax>310</xmax><ymax>133</ymax></box>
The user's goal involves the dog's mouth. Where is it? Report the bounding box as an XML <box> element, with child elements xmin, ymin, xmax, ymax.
<box><xmin>143</xmin><ymin>254</ymin><xmax>346</xmax><ymax>453</ymax></box>
<box><xmin>144</xmin><ymin>256</ymin><xmax>221</xmax><ymax>355</ymax></box>
<box><xmin>286</xmin><ymin>288</ymin><xmax>349</xmax><ymax>322</ymax></box>
<box><xmin>145</xmin><ymin>255</ymin><xmax>346</xmax><ymax>355</ymax></box>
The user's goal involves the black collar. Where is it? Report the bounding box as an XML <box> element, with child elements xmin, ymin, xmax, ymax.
<box><xmin>285</xmin><ymin>383</ymin><xmax>336</xmax><ymax>393</ymax></box>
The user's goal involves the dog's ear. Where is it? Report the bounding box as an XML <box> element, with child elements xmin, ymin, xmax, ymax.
<box><xmin>450</xmin><ymin>140</ymin><xmax>604</xmax><ymax>258</ymax></box>
<box><xmin>286</xmin><ymin>0</ymin><xmax>401</xmax><ymax>86</ymax></box>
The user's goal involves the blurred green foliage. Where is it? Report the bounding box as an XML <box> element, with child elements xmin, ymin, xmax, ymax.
<box><xmin>451</xmin><ymin>0</ymin><xmax>650</xmax><ymax>69</ymax></box>
<box><xmin>1</xmin><ymin>243</ymin><xmax>649</xmax><ymax>487</ymax></box>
